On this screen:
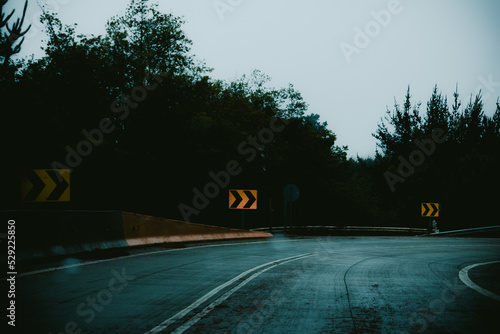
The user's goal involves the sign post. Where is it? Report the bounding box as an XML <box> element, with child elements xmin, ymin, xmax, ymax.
<box><xmin>283</xmin><ymin>184</ymin><xmax>300</xmax><ymax>233</ymax></box>
<box><xmin>421</xmin><ymin>202</ymin><xmax>440</xmax><ymax>232</ymax></box>
<box><xmin>269</xmin><ymin>198</ymin><xmax>273</xmax><ymax>233</ymax></box>
<box><xmin>229</xmin><ymin>189</ymin><xmax>257</xmax><ymax>229</ymax></box>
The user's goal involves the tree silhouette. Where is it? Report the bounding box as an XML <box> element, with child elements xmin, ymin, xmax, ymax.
<box><xmin>0</xmin><ymin>0</ymin><xmax>30</xmax><ymax>70</ymax></box>
<box><xmin>4</xmin><ymin>0</ymin><xmax>347</xmax><ymax>228</ymax></box>
<box><xmin>371</xmin><ymin>85</ymin><xmax>500</xmax><ymax>229</ymax></box>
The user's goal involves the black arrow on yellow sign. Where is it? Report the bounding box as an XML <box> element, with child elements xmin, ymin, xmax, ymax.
<box><xmin>421</xmin><ymin>203</ymin><xmax>439</xmax><ymax>217</ymax></box>
<box><xmin>22</xmin><ymin>169</ymin><xmax>70</xmax><ymax>202</ymax></box>
<box><xmin>229</xmin><ymin>190</ymin><xmax>257</xmax><ymax>209</ymax></box>
<box><xmin>24</xmin><ymin>170</ymin><xmax>45</xmax><ymax>201</ymax></box>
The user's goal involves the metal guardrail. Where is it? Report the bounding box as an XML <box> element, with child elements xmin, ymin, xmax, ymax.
<box><xmin>425</xmin><ymin>225</ymin><xmax>500</xmax><ymax>236</ymax></box>
<box><xmin>251</xmin><ymin>226</ymin><xmax>428</xmax><ymax>234</ymax></box>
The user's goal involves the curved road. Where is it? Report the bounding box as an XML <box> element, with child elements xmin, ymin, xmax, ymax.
<box><xmin>14</xmin><ymin>236</ymin><xmax>500</xmax><ymax>333</ymax></box>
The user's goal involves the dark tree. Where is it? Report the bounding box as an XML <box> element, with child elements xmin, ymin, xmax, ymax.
<box><xmin>3</xmin><ymin>0</ymin><xmax>348</xmax><ymax>229</ymax></box>
<box><xmin>0</xmin><ymin>0</ymin><xmax>30</xmax><ymax>71</ymax></box>
<box><xmin>372</xmin><ymin>84</ymin><xmax>500</xmax><ymax>229</ymax></box>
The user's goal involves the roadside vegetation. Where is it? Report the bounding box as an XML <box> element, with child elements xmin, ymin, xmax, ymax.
<box><xmin>2</xmin><ymin>0</ymin><xmax>499</xmax><ymax>230</ymax></box>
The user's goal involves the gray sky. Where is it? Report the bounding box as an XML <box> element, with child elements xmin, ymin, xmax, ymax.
<box><xmin>8</xmin><ymin>0</ymin><xmax>500</xmax><ymax>157</ymax></box>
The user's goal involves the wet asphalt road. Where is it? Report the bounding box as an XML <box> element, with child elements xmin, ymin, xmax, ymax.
<box><xmin>12</xmin><ymin>236</ymin><xmax>500</xmax><ymax>333</ymax></box>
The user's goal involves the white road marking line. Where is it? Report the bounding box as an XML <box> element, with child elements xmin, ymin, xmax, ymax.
<box><xmin>458</xmin><ymin>260</ymin><xmax>500</xmax><ymax>302</ymax></box>
<box><xmin>18</xmin><ymin>239</ymin><xmax>300</xmax><ymax>278</ymax></box>
<box><xmin>171</xmin><ymin>254</ymin><xmax>314</xmax><ymax>334</ymax></box>
<box><xmin>19</xmin><ymin>239</ymin><xmax>494</xmax><ymax>278</ymax></box>
<box><xmin>144</xmin><ymin>253</ymin><xmax>314</xmax><ymax>334</ymax></box>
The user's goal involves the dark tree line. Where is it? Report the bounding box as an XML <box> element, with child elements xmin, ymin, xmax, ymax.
<box><xmin>370</xmin><ymin>86</ymin><xmax>500</xmax><ymax>230</ymax></box>
<box><xmin>2</xmin><ymin>0</ymin><xmax>499</xmax><ymax>231</ymax></box>
<box><xmin>1</xmin><ymin>0</ymin><xmax>347</xmax><ymax>228</ymax></box>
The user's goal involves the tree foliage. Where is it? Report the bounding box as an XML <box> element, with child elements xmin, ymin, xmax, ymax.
<box><xmin>0</xmin><ymin>0</ymin><xmax>30</xmax><ymax>80</ymax></box>
<box><xmin>3</xmin><ymin>0</ymin><xmax>498</xmax><ymax>231</ymax></box>
<box><xmin>371</xmin><ymin>85</ymin><xmax>500</xmax><ymax>229</ymax></box>
<box><xmin>3</xmin><ymin>0</ymin><xmax>348</xmax><ymax>228</ymax></box>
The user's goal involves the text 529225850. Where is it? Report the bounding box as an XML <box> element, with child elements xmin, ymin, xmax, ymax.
<box><xmin>7</xmin><ymin>219</ymin><xmax>16</xmax><ymax>327</ymax></box>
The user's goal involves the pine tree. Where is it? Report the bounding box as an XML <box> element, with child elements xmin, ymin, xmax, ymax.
<box><xmin>373</xmin><ymin>86</ymin><xmax>421</xmax><ymax>157</ymax></box>
<box><xmin>424</xmin><ymin>85</ymin><xmax>450</xmax><ymax>135</ymax></box>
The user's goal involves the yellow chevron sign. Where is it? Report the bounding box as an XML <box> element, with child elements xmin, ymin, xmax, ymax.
<box><xmin>229</xmin><ymin>190</ymin><xmax>257</xmax><ymax>209</ymax></box>
<box><xmin>22</xmin><ymin>169</ymin><xmax>70</xmax><ymax>202</ymax></box>
<box><xmin>421</xmin><ymin>203</ymin><xmax>439</xmax><ymax>217</ymax></box>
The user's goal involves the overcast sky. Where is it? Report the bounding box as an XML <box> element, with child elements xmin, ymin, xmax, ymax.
<box><xmin>7</xmin><ymin>0</ymin><xmax>500</xmax><ymax>157</ymax></box>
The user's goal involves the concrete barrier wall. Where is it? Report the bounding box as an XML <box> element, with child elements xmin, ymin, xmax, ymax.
<box><xmin>1</xmin><ymin>210</ymin><xmax>272</xmax><ymax>261</ymax></box>
<box><xmin>122</xmin><ymin>211</ymin><xmax>272</xmax><ymax>246</ymax></box>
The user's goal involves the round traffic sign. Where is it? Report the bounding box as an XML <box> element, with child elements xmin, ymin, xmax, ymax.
<box><xmin>283</xmin><ymin>184</ymin><xmax>300</xmax><ymax>202</ymax></box>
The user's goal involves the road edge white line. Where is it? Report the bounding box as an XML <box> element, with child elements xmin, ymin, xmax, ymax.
<box><xmin>144</xmin><ymin>253</ymin><xmax>314</xmax><ymax>334</ymax></box>
<box><xmin>18</xmin><ymin>239</ymin><xmax>300</xmax><ymax>278</ymax></box>
<box><xmin>458</xmin><ymin>260</ymin><xmax>500</xmax><ymax>302</ymax></box>
<box><xmin>170</xmin><ymin>254</ymin><xmax>314</xmax><ymax>334</ymax></box>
